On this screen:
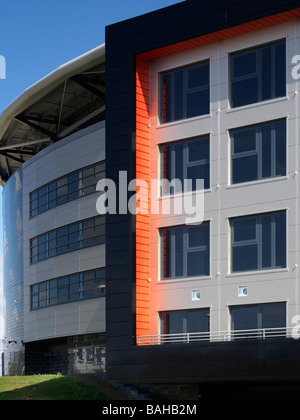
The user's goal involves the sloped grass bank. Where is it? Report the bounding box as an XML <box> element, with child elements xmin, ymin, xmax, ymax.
<box><xmin>0</xmin><ymin>373</ymin><xmax>108</xmax><ymax>400</ymax></box>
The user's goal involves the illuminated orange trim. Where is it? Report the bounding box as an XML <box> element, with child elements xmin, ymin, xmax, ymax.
<box><xmin>136</xmin><ymin>56</ymin><xmax>150</xmax><ymax>339</ymax></box>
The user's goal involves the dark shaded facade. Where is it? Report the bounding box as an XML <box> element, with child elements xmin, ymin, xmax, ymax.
<box><xmin>105</xmin><ymin>0</ymin><xmax>300</xmax><ymax>395</ymax></box>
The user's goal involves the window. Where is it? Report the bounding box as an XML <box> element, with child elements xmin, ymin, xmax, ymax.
<box><xmin>161</xmin><ymin>222</ymin><xmax>209</xmax><ymax>279</ymax></box>
<box><xmin>31</xmin><ymin>268</ymin><xmax>106</xmax><ymax>310</ymax></box>
<box><xmin>231</xmin><ymin>119</ymin><xmax>286</xmax><ymax>184</ymax></box>
<box><xmin>161</xmin><ymin>135</ymin><xmax>209</xmax><ymax>194</ymax></box>
<box><xmin>160</xmin><ymin>308</ymin><xmax>210</xmax><ymax>337</ymax></box>
<box><xmin>230</xmin><ymin>302</ymin><xmax>286</xmax><ymax>338</ymax></box>
<box><xmin>30</xmin><ymin>215</ymin><xmax>105</xmax><ymax>263</ymax></box>
<box><xmin>231</xmin><ymin>211</ymin><xmax>286</xmax><ymax>272</ymax></box>
<box><xmin>30</xmin><ymin>161</ymin><xmax>105</xmax><ymax>217</ymax></box>
<box><xmin>230</xmin><ymin>40</ymin><xmax>286</xmax><ymax>108</ymax></box>
<box><xmin>160</xmin><ymin>61</ymin><xmax>209</xmax><ymax>123</ymax></box>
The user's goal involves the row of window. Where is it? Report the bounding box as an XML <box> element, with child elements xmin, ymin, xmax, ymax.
<box><xmin>31</xmin><ymin>267</ymin><xmax>106</xmax><ymax>310</ymax></box>
<box><xmin>30</xmin><ymin>215</ymin><xmax>105</xmax><ymax>263</ymax></box>
<box><xmin>160</xmin><ymin>39</ymin><xmax>286</xmax><ymax>123</ymax></box>
<box><xmin>161</xmin><ymin>302</ymin><xmax>286</xmax><ymax>336</ymax></box>
<box><xmin>160</xmin><ymin>118</ymin><xmax>286</xmax><ymax>193</ymax></box>
<box><xmin>30</xmin><ymin>161</ymin><xmax>105</xmax><ymax>218</ymax></box>
<box><xmin>162</xmin><ymin>210</ymin><xmax>286</xmax><ymax>279</ymax></box>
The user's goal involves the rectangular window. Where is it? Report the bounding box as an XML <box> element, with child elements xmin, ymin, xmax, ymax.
<box><xmin>30</xmin><ymin>215</ymin><xmax>105</xmax><ymax>263</ymax></box>
<box><xmin>160</xmin><ymin>61</ymin><xmax>209</xmax><ymax>123</ymax></box>
<box><xmin>231</xmin><ymin>211</ymin><xmax>286</xmax><ymax>272</ymax></box>
<box><xmin>30</xmin><ymin>161</ymin><xmax>105</xmax><ymax>217</ymax></box>
<box><xmin>160</xmin><ymin>308</ymin><xmax>210</xmax><ymax>339</ymax></box>
<box><xmin>161</xmin><ymin>135</ymin><xmax>209</xmax><ymax>194</ymax></box>
<box><xmin>30</xmin><ymin>268</ymin><xmax>106</xmax><ymax>310</ymax></box>
<box><xmin>230</xmin><ymin>302</ymin><xmax>286</xmax><ymax>338</ymax></box>
<box><xmin>162</xmin><ymin>222</ymin><xmax>209</xmax><ymax>279</ymax></box>
<box><xmin>230</xmin><ymin>40</ymin><xmax>286</xmax><ymax>108</ymax></box>
<box><xmin>231</xmin><ymin>119</ymin><xmax>286</xmax><ymax>184</ymax></box>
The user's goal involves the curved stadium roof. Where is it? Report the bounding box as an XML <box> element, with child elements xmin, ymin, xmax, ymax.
<box><xmin>0</xmin><ymin>43</ymin><xmax>105</xmax><ymax>186</ymax></box>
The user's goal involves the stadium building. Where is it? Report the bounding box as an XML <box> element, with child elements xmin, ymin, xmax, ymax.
<box><xmin>2</xmin><ymin>0</ymin><xmax>300</xmax><ymax>398</ymax></box>
<box><xmin>0</xmin><ymin>45</ymin><xmax>106</xmax><ymax>375</ymax></box>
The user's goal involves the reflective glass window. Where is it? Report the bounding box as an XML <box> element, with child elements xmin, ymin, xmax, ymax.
<box><xmin>30</xmin><ymin>161</ymin><xmax>105</xmax><ymax>217</ymax></box>
<box><xmin>30</xmin><ymin>268</ymin><xmax>106</xmax><ymax>310</ymax></box>
<box><xmin>231</xmin><ymin>119</ymin><xmax>286</xmax><ymax>184</ymax></box>
<box><xmin>162</xmin><ymin>222</ymin><xmax>209</xmax><ymax>279</ymax></box>
<box><xmin>231</xmin><ymin>211</ymin><xmax>286</xmax><ymax>272</ymax></box>
<box><xmin>161</xmin><ymin>308</ymin><xmax>210</xmax><ymax>335</ymax></box>
<box><xmin>30</xmin><ymin>216</ymin><xmax>105</xmax><ymax>263</ymax></box>
<box><xmin>160</xmin><ymin>61</ymin><xmax>209</xmax><ymax>123</ymax></box>
<box><xmin>161</xmin><ymin>135</ymin><xmax>209</xmax><ymax>194</ymax></box>
<box><xmin>230</xmin><ymin>40</ymin><xmax>286</xmax><ymax>108</ymax></box>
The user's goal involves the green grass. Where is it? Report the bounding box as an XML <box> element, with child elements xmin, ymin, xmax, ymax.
<box><xmin>0</xmin><ymin>374</ymin><xmax>108</xmax><ymax>400</ymax></box>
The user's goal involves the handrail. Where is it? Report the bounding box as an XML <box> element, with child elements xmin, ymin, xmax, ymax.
<box><xmin>136</xmin><ymin>327</ymin><xmax>295</xmax><ymax>346</ymax></box>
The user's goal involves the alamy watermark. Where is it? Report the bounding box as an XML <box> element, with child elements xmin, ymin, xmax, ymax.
<box><xmin>292</xmin><ymin>55</ymin><xmax>300</xmax><ymax>80</ymax></box>
<box><xmin>96</xmin><ymin>171</ymin><xmax>204</xmax><ymax>225</ymax></box>
<box><xmin>0</xmin><ymin>55</ymin><xmax>6</xmax><ymax>79</ymax></box>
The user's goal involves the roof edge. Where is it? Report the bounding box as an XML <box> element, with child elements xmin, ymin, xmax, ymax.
<box><xmin>0</xmin><ymin>43</ymin><xmax>105</xmax><ymax>141</ymax></box>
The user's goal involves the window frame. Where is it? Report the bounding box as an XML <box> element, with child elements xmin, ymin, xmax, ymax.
<box><xmin>230</xmin><ymin>302</ymin><xmax>286</xmax><ymax>336</ymax></box>
<box><xmin>229</xmin><ymin>39</ymin><xmax>286</xmax><ymax>108</ymax></box>
<box><xmin>230</xmin><ymin>118</ymin><xmax>286</xmax><ymax>185</ymax></box>
<box><xmin>159</xmin><ymin>60</ymin><xmax>210</xmax><ymax>124</ymax></box>
<box><xmin>160</xmin><ymin>222</ymin><xmax>210</xmax><ymax>280</ymax></box>
<box><xmin>30</xmin><ymin>215</ymin><xmax>105</xmax><ymax>264</ymax></box>
<box><xmin>160</xmin><ymin>308</ymin><xmax>210</xmax><ymax>336</ymax></box>
<box><xmin>230</xmin><ymin>211</ymin><xmax>286</xmax><ymax>273</ymax></box>
<box><xmin>30</xmin><ymin>161</ymin><xmax>105</xmax><ymax>218</ymax></box>
<box><xmin>160</xmin><ymin>135</ymin><xmax>210</xmax><ymax>195</ymax></box>
<box><xmin>30</xmin><ymin>268</ymin><xmax>106</xmax><ymax>310</ymax></box>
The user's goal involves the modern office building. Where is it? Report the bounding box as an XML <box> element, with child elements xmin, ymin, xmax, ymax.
<box><xmin>2</xmin><ymin>0</ymin><xmax>300</xmax><ymax>398</ymax></box>
<box><xmin>105</xmin><ymin>0</ymin><xmax>300</xmax><ymax>397</ymax></box>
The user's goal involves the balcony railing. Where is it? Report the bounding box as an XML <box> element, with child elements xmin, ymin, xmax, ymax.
<box><xmin>136</xmin><ymin>327</ymin><xmax>295</xmax><ymax>346</ymax></box>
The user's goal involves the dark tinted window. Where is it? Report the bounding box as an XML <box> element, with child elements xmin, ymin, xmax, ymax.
<box><xmin>161</xmin><ymin>308</ymin><xmax>210</xmax><ymax>335</ymax></box>
<box><xmin>162</xmin><ymin>223</ymin><xmax>209</xmax><ymax>279</ymax></box>
<box><xmin>161</xmin><ymin>61</ymin><xmax>209</xmax><ymax>123</ymax></box>
<box><xmin>231</xmin><ymin>211</ymin><xmax>286</xmax><ymax>272</ymax></box>
<box><xmin>230</xmin><ymin>40</ymin><xmax>286</xmax><ymax>108</ymax></box>
<box><xmin>231</xmin><ymin>119</ymin><xmax>286</xmax><ymax>184</ymax></box>
<box><xmin>161</xmin><ymin>135</ymin><xmax>209</xmax><ymax>194</ymax></box>
<box><xmin>30</xmin><ymin>161</ymin><xmax>105</xmax><ymax>217</ymax></box>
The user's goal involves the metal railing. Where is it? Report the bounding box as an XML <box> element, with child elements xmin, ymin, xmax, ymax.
<box><xmin>136</xmin><ymin>327</ymin><xmax>295</xmax><ymax>346</ymax></box>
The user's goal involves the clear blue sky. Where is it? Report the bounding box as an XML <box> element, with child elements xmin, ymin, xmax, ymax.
<box><xmin>0</xmin><ymin>0</ymin><xmax>183</xmax><ymax>114</ymax></box>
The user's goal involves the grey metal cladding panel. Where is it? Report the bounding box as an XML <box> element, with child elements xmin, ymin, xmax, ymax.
<box><xmin>3</xmin><ymin>168</ymin><xmax>24</xmax><ymax>344</ymax></box>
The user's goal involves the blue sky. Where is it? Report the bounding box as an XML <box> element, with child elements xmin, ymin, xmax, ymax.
<box><xmin>0</xmin><ymin>0</ymin><xmax>183</xmax><ymax>113</ymax></box>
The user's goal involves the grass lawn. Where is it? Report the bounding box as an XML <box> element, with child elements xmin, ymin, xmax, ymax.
<box><xmin>0</xmin><ymin>373</ymin><xmax>109</xmax><ymax>400</ymax></box>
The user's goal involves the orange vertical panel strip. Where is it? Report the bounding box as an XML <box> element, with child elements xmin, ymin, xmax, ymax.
<box><xmin>135</xmin><ymin>56</ymin><xmax>151</xmax><ymax>340</ymax></box>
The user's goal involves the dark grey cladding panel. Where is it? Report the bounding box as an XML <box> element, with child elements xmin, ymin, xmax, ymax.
<box><xmin>106</xmin><ymin>0</ymin><xmax>300</xmax><ymax>56</ymax></box>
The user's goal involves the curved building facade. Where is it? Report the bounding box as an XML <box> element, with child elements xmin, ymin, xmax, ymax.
<box><xmin>1</xmin><ymin>45</ymin><xmax>106</xmax><ymax>375</ymax></box>
<box><xmin>2</xmin><ymin>168</ymin><xmax>24</xmax><ymax>374</ymax></box>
